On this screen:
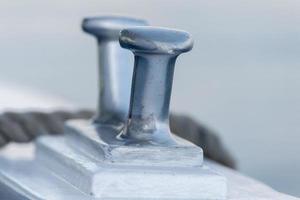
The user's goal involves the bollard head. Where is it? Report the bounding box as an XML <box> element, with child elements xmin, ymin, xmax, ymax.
<box><xmin>82</xmin><ymin>16</ymin><xmax>148</xmax><ymax>40</ymax></box>
<box><xmin>119</xmin><ymin>26</ymin><xmax>193</xmax><ymax>55</ymax></box>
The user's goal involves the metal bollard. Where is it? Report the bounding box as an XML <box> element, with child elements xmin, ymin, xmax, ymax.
<box><xmin>82</xmin><ymin>16</ymin><xmax>147</xmax><ymax>129</ymax></box>
<box><xmin>0</xmin><ymin>22</ymin><xmax>228</xmax><ymax>200</ymax></box>
<box><xmin>119</xmin><ymin>27</ymin><xmax>193</xmax><ymax>145</ymax></box>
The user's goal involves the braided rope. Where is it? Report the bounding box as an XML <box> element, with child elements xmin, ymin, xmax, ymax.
<box><xmin>0</xmin><ymin>110</ymin><xmax>235</xmax><ymax>168</ymax></box>
<box><xmin>0</xmin><ymin>110</ymin><xmax>93</xmax><ymax>146</ymax></box>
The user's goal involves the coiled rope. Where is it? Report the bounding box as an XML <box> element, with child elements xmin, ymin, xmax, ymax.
<box><xmin>0</xmin><ymin>110</ymin><xmax>235</xmax><ymax>168</ymax></box>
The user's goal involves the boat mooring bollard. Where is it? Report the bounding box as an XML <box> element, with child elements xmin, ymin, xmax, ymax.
<box><xmin>0</xmin><ymin>18</ymin><xmax>227</xmax><ymax>200</ymax></box>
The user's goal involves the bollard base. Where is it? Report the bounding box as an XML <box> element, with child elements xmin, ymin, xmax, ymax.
<box><xmin>33</xmin><ymin>120</ymin><xmax>227</xmax><ymax>199</ymax></box>
<box><xmin>36</xmin><ymin>137</ymin><xmax>226</xmax><ymax>199</ymax></box>
<box><xmin>64</xmin><ymin>119</ymin><xmax>204</xmax><ymax>167</ymax></box>
<box><xmin>0</xmin><ymin>120</ymin><xmax>227</xmax><ymax>199</ymax></box>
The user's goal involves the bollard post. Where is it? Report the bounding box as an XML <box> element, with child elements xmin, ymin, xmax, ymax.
<box><xmin>82</xmin><ymin>16</ymin><xmax>147</xmax><ymax>129</ymax></box>
<box><xmin>119</xmin><ymin>27</ymin><xmax>193</xmax><ymax>145</ymax></box>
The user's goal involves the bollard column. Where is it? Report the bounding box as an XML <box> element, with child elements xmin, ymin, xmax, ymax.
<box><xmin>0</xmin><ymin>22</ymin><xmax>227</xmax><ymax>200</ymax></box>
<box><xmin>82</xmin><ymin>16</ymin><xmax>147</xmax><ymax>129</ymax></box>
<box><xmin>119</xmin><ymin>27</ymin><xmax>193</xmax><ymax>145</ymax></box>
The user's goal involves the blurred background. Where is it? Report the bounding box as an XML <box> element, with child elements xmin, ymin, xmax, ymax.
<box><xmin>0</xmin><ymin>0</ymin><xmax>299</xmax><ymax>197</ymax></box>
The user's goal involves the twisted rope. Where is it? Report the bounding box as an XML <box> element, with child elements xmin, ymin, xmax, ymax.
<box><xmin>0</xmin><ymin>110</ymin><xmax>235</xmax><ymax>168</ymax></box>
<box><xmin>0</xmin><ymin>110</ymin><xmax>93</xmax><ymax>145</ymax></box>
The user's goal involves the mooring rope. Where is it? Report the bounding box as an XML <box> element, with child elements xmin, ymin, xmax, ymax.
<box><xmin>0</xmin><ymin>110</ymin><xmax>93</xmax><ymax>145</ymax></box>
<box><xmin>0</xmin><ymin>110</ymin><xmax>235</xmax><ymax>168</ymax></box>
